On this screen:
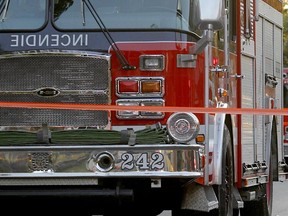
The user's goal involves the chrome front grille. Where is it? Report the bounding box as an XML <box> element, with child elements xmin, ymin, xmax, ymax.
<box><xmin>0</xmin><ymin>51</ymin><xmax>110</xmax><ymax>127</ymax></box>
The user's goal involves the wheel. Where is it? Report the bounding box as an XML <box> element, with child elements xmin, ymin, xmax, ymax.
<box><xmin>210</xmin><ymin>125</ymin><xmax>234</xmax><ymax>216</ymax></box>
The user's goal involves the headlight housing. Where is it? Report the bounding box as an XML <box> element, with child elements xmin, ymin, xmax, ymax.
<box><xmin>139</xmin><ymin>55</ymin><xmax>165</xmax><ymax>71</ymax></box>
<box><xmin>167</xmin><ymin>112</ymin><xmax>200</xmax><ymax>143</ymax></box>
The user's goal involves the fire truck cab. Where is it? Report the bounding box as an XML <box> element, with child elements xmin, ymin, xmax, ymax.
<box><xmin>0</xmin><ymin>0</ymin><xmax>286</xmax><ymax>215</ymax></box>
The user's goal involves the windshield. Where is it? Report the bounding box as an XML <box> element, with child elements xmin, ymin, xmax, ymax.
<box><xmin>0</xmin><ymin>0</ymin><xmax>47</xmax><ymax>30</ymax></box>
<box><xmin>53</xmin><ymin>0</ymin><xmax>193</xmax><ymax>31</ymax></box>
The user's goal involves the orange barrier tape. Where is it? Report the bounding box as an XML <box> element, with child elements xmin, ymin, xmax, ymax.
<box><xmin>0</xmin><ymin>101</ymin><xmax>287</xmax><ymax>115</ymax></box>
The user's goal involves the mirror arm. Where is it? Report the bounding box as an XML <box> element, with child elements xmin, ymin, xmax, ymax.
<box><xmin>191</xmin><ymin>24</ymin><xmax>214</xmax><ymax>55</ymax></box>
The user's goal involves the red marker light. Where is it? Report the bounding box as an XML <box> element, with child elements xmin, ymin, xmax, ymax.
<box><xmin>118</xmin><ymin>80</ymin><xmax>139</xmax><ymax>93</ymax></box>
<box><xmin>212</xmin><ymin>57</ymin><xmax>219</xmax><ymax>65</ymax></box>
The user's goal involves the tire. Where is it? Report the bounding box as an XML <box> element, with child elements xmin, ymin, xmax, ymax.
<box><xmin>210</xmin><ymin>125</ymin><xmax>234</xmax><ymax>216</ymax></box>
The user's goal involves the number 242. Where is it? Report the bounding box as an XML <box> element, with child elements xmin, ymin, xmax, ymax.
<box><xmin>121</xmin><ymin>152</ymin><xmax>164</xmax><ymax>170</ymax></box>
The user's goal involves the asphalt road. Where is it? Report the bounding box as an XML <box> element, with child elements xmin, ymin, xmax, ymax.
<box><xmin>272</xmin><ymin>181</ymin><xmax>288</xmax><ymax>216</ymax></box>
<box><xmin>159</xmin><ymin>181</ymin><xmax>288</xmax><ymax>216</ymax></box>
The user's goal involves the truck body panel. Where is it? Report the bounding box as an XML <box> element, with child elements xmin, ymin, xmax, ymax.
<box><xmin>0</xmin><ymin>0</ymin><xmax>286</xmax><ymax>215</ymax></box>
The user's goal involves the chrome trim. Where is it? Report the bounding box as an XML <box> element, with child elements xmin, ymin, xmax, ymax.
<box><xmin>0</xmin><ymin>144</ymin><xmax>202</xmax><ymax>151</ymax></box>
<box><xmin>0</xmin><ymin>144</ymin><xmax>203</xmax><ymax>180</ymax></box>
<box><xmin>94</xmin><ymin>151</ymin><xmax>115</xmax><ymax>172</ymax></box>
<box><xmin>34</xmin><ymin>87</ymin><xmax>60</xmax><ymax>97</ymax></box>
<box><xmin>0</xmin><ymin>171</ymin><xmax>202</xmax><ymax>186</ymax></box>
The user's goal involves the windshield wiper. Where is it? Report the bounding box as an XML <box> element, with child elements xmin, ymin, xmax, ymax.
<box><xmin>81</xmin><ymin>0</ymin><xmax>86</xmax><ymax>26</ymax></box>
<box><xmin>82</xmin><ymin>0</ymin><xmax>136</xmax><ymax>70</ymax></box>
<box><xmin>0</xmin><ymin>0</ymin><xmax>10</xmax><ymax>22</ymax></box>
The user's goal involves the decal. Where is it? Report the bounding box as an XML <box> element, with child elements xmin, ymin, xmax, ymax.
<box><xmin>121</xmin><ymin>152</ymin><xmax>165</xmax><ymax>171</ymax></box>
<box><xmin>10</xmin><ymin>34</ymin><xmax>89</xmax><ymax>47</ymax></box>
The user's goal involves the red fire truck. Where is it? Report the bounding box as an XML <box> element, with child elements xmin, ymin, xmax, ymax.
<box><xmin>0</xmin><ymin>0</ymin><xmax>286</xmax><ymax>215</ymax></box>
<box><xmin>284</xmin><ymin>68</ymin><xmax>288</xmax><ymax>163</ymax></box>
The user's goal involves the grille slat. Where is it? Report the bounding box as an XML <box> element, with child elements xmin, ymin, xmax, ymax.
<box><xmin>0</xmin><ymin>52</ymin><xmax>111</xmax><ymax>127</ymax></box>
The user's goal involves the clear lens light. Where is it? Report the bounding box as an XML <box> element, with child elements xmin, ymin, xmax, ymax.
<box><xmin>145</xmin><ymin>58</ymin><xmax>160</xmax><ymax>67</ymax></box>
<box><xmin>117</xmin><ymin>101</ymin><xmax>139</xmax><ymax>117</ymax></box>
<box><xmin>140</xmin><ymin>55</ymin><xmax>165</xmax><ymax>71</ymax></box>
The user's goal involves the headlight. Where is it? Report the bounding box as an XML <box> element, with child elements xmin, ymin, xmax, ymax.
<box><xmin>167</xmin><ymin>112</ymin><xmax>200</xmax><ymax>143</ymax></box>
<box><xmin>139</xmin><ymin>55</ymin><xmax>165</xmax><ymax>71</ymax></box>
<box><xmin>116</xmin><ymin>101</ymin><xmax>140</xmax><ymax>117</ymax></box>
<box><xmin>116</xmin><ymin>99</ymin><xmax>164</xmax><ymax>119</ymax></box>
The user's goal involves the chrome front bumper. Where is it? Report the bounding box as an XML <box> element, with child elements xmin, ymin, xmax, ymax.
<box><xmin>0</xmin><ymin>144</ymin><xmax>204</xmax><ymax>185</ymax></box>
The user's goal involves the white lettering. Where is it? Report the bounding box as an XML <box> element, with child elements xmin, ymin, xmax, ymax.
<box><xmin>73</xmin><ymin>34</ymin><xmax>83</xmax><ymax>46</ymax></box>
<box><xmin>39</xmin><ymin>35</ymin><xmax>49</xmax><ymax>46</ymax></box>
<box><xmin>26</xmin><ymin>35</ymin><xmax>36</xmax><ymax>46</ymax></box>
<box><xmin>60</xmin><ymin>34</ymin><xmax>70</xmax><ymax>46</ymax></box>
<box><xmin>21</xmin><ymin>35</ymin><xmax>24</xmax><ymax>47</ymax></box>
<box><xmin>85</xmin><ymin>34</ymin><xmax>88</xmax><ymax>46</ymax></box>
<box><xmin>10</xmin><ymin>35</ymin><xmax>19</xmax><ymax>47</ymax></box>
<box><xmin>9</xmin><ymin>34</ymin><xmax>89</xmax><ymax>48</ymax></box>
<box><xmin>51</xmin><ymin>34</ymin><xmax>59</xmax><ymax>47</ymax></box>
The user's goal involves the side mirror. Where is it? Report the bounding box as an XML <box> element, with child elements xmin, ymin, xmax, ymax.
<box><xmin>192</xmin><ymin>0</ymin><xmax>224</xmax><ymax>31</ymax></box>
